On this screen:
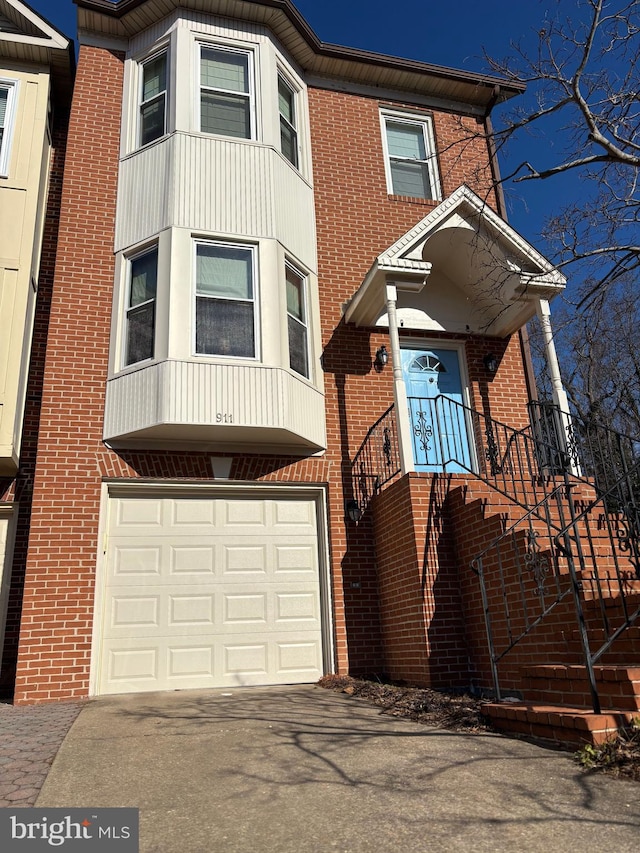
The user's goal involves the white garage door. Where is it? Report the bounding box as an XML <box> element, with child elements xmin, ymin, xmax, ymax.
<box><xmin>95</xmin><ymin>494</ymin><xmax>326</xmax><ymax>695</ymax></box>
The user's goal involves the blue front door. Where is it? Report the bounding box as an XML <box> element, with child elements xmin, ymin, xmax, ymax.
<box><xmin>401</xmin><ymin>347</ymin><xmax>472</xmax><ymax>473</ymax></box>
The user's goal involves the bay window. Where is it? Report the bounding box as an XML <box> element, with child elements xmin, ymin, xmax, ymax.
<box><xmin>195</xmin><ymin>242</ymin><xmax>257</xmax><ymax>358</ymax></box>
<box><xmin>200</xmin><ymin>46</ymin><xmax>253</xmax><ymax>139</ymax></box>
<box><xmin>125</xmin><ymin>247</ymin><xmax>157</xmax><ymax>366</ymax></box>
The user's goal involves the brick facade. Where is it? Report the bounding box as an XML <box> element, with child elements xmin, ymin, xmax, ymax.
<box><xmin>9</xmin><ymin>27</ymin><xmax>537</xmax><ymax>703</ymax></box>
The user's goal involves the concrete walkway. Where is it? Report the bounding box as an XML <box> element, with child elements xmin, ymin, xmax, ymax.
<box><xmin>29</xmin><ymin>685</ymin><xmax>640</xmax><ymax>852</ymax></box>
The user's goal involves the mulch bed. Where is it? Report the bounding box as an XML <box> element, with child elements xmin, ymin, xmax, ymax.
<box><xmin>317</xmin><ymin>674</ymin><xmax>492</xmax><ymax>733</ymax></box>
<box><xmin>317</xmin><ymin>675</ymin><xmax>640</xmax><ymax>781</ymax></box>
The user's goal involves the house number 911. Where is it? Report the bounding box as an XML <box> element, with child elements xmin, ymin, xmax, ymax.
<box><xmin>216</xmin><ymin>412</ymin><xmax>233</xmax><ymax>423</ymax></box>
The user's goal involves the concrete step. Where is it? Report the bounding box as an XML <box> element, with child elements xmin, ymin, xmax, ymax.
<box><xmin>483</xmin><ymin>701</ymin><xmax>637</xmax><ymax>748</ymax></box>
<box><xmin>520</xmin><ymin>664</ymin><xmax>640</xmax><ymax>711</ymax></box>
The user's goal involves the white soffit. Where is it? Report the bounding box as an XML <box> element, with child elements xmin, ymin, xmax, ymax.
<box><xmin>0</xmin><ymin>0</ymin><xmax>70</xmax><ymax>50</ymax></box>
<box><xmin>344</xmin><ymin>184</ymin><xmax>566</xmax><ymax>333</ymax></box>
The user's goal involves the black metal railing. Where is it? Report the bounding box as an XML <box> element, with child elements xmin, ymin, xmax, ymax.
<box><xmin>352</xmin><ymin>395</ymin><xmax>640</xmax><ymax>517</ymax></box>
<box><xmin>554</xmin><ymin>459</ymin><xmax>640</xmax><ymax>706</ymax></box>
<box><xmin>471</xmin><ymin>449</ymin><xmax>640</xmax><ymax>713</ymax></box>
<box><xmin>351</xmin><ymin>405</ymin><xmax>401</xmax><ymax>509</ymax></box>
<box><xmin>352</xmin><ymin>395</ymin><xmax>640</xmax><ymax>712</ymax></box>
<box><xmin>350</xmin><ymin>395</ymin><xmax>583</xmax><ymax>514</ymax></box>
<box><xmin>406</xmin><ymin>396</ymin><xmax>585</xmax><ymax>517</ymax></box>
<box><xmin>528</xmin><ymin>400</ymin><xmax>640</xmax><ymax>497</ymax></box>
<box><xmin>470</xmin><ymin>484</ymin><xmax>574</xmax><ymax>702</ymax></box>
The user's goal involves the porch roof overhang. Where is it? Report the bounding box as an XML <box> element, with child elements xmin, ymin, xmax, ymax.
<box><xmin>344</xmin><ymin>185</ymin><xmax>566</xmax><ymax>338</ymax></box>
<box><xmin>343</xmin><ymin>257</ymin><xmax>432</xmax><ymax>329</ymax></box>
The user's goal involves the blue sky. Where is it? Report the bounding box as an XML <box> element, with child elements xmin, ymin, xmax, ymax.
<box><xmin>29</xmin><ymin>0</ymin><xmax>558</xmax><ymax>255</ymax></box>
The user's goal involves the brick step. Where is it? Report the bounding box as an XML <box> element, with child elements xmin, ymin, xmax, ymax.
<box><xmin>520</xmin><ymin>664</ymin><xmax>640</xmax><ymax>711</ymax></box>
<box><xmin>483</xmin><ymin>701</ymin><xmax>637</xmax><ymax>748</ymax></box>
<box><xmin>558</xmin><ymin>627</ymin><xmax>640</xmax><ymax>664</ymax></box>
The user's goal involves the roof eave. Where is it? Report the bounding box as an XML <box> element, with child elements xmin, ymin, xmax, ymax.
<box><xmin>74</xmin><ymin>0</ymin><xmax>524</xmax><ymax>110</ymax></box>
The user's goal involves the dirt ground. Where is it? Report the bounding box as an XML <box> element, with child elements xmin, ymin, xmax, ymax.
<box><xmin>317</xmin><ymin>675</ymin><xmax>640</xmax><ymax>782</ymax></box>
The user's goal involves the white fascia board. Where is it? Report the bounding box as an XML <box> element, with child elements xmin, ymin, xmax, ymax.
<box><xmin>0</xmin><ymin>32</ymin><xmax>69</xmax><ymax>50</ymax></box>
<box><xmin>381</xmin><ymin>184</ymin><xmax>566</xmax><ymax>292</ymax></box>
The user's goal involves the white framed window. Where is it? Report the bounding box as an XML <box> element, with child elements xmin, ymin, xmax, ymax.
<box><xmin>139</xmin><ymin>51</ymin><xmax>167</xmax><ymax>147</ymax></box>
<box><xmin>380</xmin><ymin>110</ymin><xmax>441</xmax><ymax>200</ymax></box>
<box><xmin>285</xmin><ymin>263</ymin><xmax>309</xmax><ymax>378</ymax></box>
<box><xmin>0</xmin><ymin>80</ymin><xmax>17</xmax><ymax>176</ymax></box>
<box><xmin>195</xmin><ymin>241</ymin><xmax>257</xmax><ymax>358</ymax></box>
<box><xmin>278</xmin><ymin>73</ymin><xmax>298</xmax><ymax>168</ymax></box>
<box><xmin>199</xmin><ymin>45</ymin><xmax>254</xmax><ymax>139</ymax></box>
<box><xmin>124</xmin><ymin>247</ymin><xmax>158</xmax><ymax>366</ymax></box>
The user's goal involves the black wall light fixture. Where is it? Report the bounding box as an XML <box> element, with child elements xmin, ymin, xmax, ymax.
<box><xmin>483</xmin><ymin>353</ymin><xmax>498</xmax><ymax>374</ymax></box>
<box><xmin>375</xmin><ymin>345</ymin><xmax>388</xmax><ymax>369</ymax></box>
<box><xmin>345</xmin><ymin>499</ymin><xmax>362</xmax><ymax>523</ymax></box>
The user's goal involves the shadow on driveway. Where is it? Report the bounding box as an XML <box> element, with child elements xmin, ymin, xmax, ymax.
<box><xmin>37</xmin><ymin>685</ymin><xmax>640</xmax><ymax>852</ymax></box>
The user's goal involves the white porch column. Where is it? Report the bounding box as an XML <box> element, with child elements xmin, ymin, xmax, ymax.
<box><xmin>536</xmin><ymin>297</ymin><xmax>580</xmax><ymax>475</ymax></box>
<box><xmin>385</xmin><ymin>284</ymin><xmax>415</xmax><ymax>474</ymax></box>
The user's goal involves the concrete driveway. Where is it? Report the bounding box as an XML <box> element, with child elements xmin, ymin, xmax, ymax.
<box><xmin>37</xmin><ymin>685</ymin><xmax>640</xmax><ymax>852</ymax></box>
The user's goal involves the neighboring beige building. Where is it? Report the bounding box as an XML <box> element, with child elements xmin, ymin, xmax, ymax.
<box><xmin>0</xmin><ymin>0</ymin><xmax>73</xmax><ymax>475</ymax></box>
<box><xmin>0</xmin><ymin>0</ymin><xmax>73</xmax><ymax>662</ymax></box>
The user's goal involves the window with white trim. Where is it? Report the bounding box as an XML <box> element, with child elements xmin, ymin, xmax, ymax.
<box><xmin>195</xmin><ymin>242</ymin><xmax>257</xmax><ymax>358</ymax></box>
<box><xmin>125</xmin><ymin>247</ymin><xmax>157</xmax><ymax>366</ymax></box>
<box><xmin>278</xmin><ymin>73</ymin><xmax>298</xmax><ymax>168</ymax></box>
<box><xmin>0</xmin><ymin>81</ymin><xmax>17</xmax><ymax>176</ymax></box>
<box><xmin>381</xmin><ymin>111</ymin><xmax>440</xmax><ymax>200</ymax></box>
<box><xmin>139</xmin><ymin>51</ymin><xmax>167</xmax><ymax>146</ymax></box>
<box><xmin>200</xmin><ymin>45</ymin><xmax>253</xmax><ymax>139</ymax></box>
<box><xmin>286</xmin><ymin>263</ymin><xmax>309</xmax><ymax>378</ymax></box>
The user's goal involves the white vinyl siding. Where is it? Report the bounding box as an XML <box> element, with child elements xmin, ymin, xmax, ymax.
<box><xmin>0</xmin><ymin>80</ymin><xmax>17</xmax><ymax>176</ymax></box>
<box><xmin>125</xmin><ymin>247</ymin><xmax>157</xmax><ymax>366</ymax></box>
<box><xmin>195</xmin><ymin>241</ymin><xmax>257</xmax><ymax>358</ymax></box>
<box><xmin>200</xmin><ymin>46</ymin><xmax>253</xmax><ymax>139</ymax></box>
<box><xmin>139</xmin><ymin>52</ymin><xmax>167</xmax><ymax>147</ymax></box>
<box><xmin>381</xmin><ymin>111</ymin><xmax>441</xmax><ymax>200</ymax></box>
<box><xmin>286</xmin><ymin>263</ymin><xmax>309</xmax><ymax>378</ymax></box>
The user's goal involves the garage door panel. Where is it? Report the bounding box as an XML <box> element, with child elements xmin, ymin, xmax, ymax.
<box><xmin>272</xmin><ymin>500</ymin><xmax>316</xmax><ymax>528</ymax></box>
<box><xmin>109</xmin><ymin>541</ymin><xmax>216</xmax><ymax>583</ymax></box>
<box><xmin>102</xmin><ymin>639</ymin><xmax>216</xmax><ymax>692</ymax></box>
<box><xmin>169</xmin><ymin>498</ymin><xmax>217</xmax><ymax>528</ymax></box>
<box><xmin>222</xmin><ymin>543</ymin><xmax>268</xmax><ymax>576</ymax></box>
<box><xmin>275</xmin><ymin>640</ymin><xmax>323</xmax><ymax>675</ymax></box>
<box><xmin>96</xmin><ymin>495</ymin><xmax>326</xmax><ymax>694</ymax></box>
<box><xmin>104</xmin><ymin>588</ymin><xmax>320</xmax><ymax>639</ymax></box>
<box><xmin>274</xmin><ymin>543</ymin><xmax>317</xmax><ymax>576</ymax></box>
<box><xmin>222</xmin><ymin>499</ymin><xmax>268</xmax><ymax>527</ymax></box>
<box><xmin>114</xmin><ymin>499</ymin><xmax>163</xmax><ymax>529</ymax></box>
<box><xmin>100</xmin><ymin>631</ymin><xmax>323</xmax><ymax>694</ymax></box>
<box><xmin>110</xmin><ymin>594</ymin><xmax>161</xmax><ymax>630</ymax></box>
<box><xmin>104</xmin><ymin>586</ymin><xmax>217</xmax><ymax>638</ymax></box>
<box><xmin>111</xmin><ymin>545</ymin><xmax>162</xmax><ymax>577</ymax></box>
<box><xmin>169</xmin><ymin>543</ymin><xmax>216</xmax><ymax>575</ymax></box>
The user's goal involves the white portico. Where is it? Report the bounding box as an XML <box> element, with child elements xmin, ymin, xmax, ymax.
<box><xmin>344</xmin><ymin>185</ymin><xmax>568</xmax><ymax>475</ymax></box>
